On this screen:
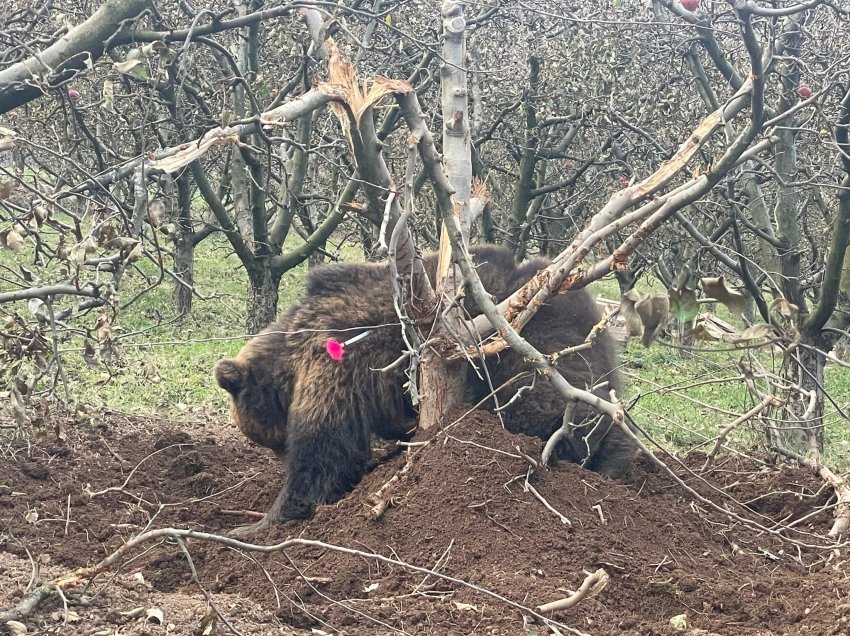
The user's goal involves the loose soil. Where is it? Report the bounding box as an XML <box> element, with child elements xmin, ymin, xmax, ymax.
<box><xmin>1</xmin><ymin>407</ymin><xmax>849</xmax><ymax>635</ymax></box>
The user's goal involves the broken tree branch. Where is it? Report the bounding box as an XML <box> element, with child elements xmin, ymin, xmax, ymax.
<box><xmin>537</xmin><ymin>568</ymin><xmax>610</xmax><ymax>613</ymax></box>
<box><xmin>463</xmin><ymin>12</ymin><xmax>767</xmax><ymax>354</ymax></box>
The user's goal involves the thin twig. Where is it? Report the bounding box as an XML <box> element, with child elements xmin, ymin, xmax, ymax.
<box><xmin>86</xmin><ymin>443</ymin><xmax>195</xmax><ymax>498</ymax></box>
<box><xmin>702</xmin><ymin>395</ymin><xmax>778</xmax><ymax>470</ymax></box>
<box><xmin>772</xmin><ymin>445</ymin><xmax>850</xmax><ymax>538</ymax></box>
<box><xmin>176</xmin><ymin>538</ymin><xmax>243</xmax><ymax>635</ymax></box>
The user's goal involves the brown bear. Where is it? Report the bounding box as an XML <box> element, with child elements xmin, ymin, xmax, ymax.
<box><xmin>461</xmin><ymin>249</ymin><xmax>635</xmax><ymax>477</ymax></box>
<box><xmin>214</xmin><ymin>245</ymin><xmax>636</xmax><ymax>533</ymax></box>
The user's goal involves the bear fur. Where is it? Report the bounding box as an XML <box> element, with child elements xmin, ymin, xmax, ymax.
<box><xmin>214</xmin><ymin>246</ymin><xmax>636</xmax><ymax>530</ymax></box>
<box><xmin>460</xmin><ymin>249</ymin><xmax>635</xmax><ymax>477</ymax></box>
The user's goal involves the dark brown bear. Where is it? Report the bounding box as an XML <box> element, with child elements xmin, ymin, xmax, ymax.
<box><xmin>214</xmin><ymin>246</ymin><xmax>636</xmax><ymax>532</ymax></box>
<box><xmin>460</xmin><ymin>248</ymin><xmax>635</xmax><ymax>477</ymax></box>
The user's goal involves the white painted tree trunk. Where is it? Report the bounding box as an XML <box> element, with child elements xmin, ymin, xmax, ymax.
<box><xmin>440</xmin><ymin>1</ymin><xmax>472</xmax><ymax>243</ymax></box>
<box><xmin>417</xmin><ymin>1</ymin><xmax>475</xmax><ymax>429</ymax></box>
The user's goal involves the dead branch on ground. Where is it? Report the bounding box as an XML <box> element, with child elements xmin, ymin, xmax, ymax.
<box><xmin>772</xmin><ymin>445</ymin><xmax>850</xmax><ymax>538</ymax></box>
<box><xmin>0</xmin><ymin>528</ymin><xmax>590</xmax><ymax>636</ymax></box>
<box><xmin>537</xmin><ymin>568</ymin><xmax>610</xmax><ymax>613</ymax></box>
<box><xmin>368</xmin><ymin>441</ymin><xmax>430</xmax><ymax>520</ymax></box>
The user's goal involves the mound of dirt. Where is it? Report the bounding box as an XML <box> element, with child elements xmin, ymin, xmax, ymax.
<box><xmin>1</xmin><ymin>407</ymin><xmax>848</xmax><ymax>635</ymax></box>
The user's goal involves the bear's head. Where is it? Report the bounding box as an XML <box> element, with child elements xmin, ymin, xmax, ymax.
<box><xmin>214</xmin><ymin>352</ymin><xmax>290</xmax><ymax>452</ymax></box>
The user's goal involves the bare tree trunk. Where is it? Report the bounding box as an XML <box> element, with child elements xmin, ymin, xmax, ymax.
<box><xmin>230</xmin><ymin>0</ymin><xmax>258</xmax><ymax>241</ymax></box>
<box><xmin>246</xmin><ymin>265</ymin><xmax>282</xmax><ymax>334</ymax></box>
<box><xmin>510</xmin><ymin>54</ymin><xmax>540</xmax><ymax>257</ymax></box>
<box><xmin>780</xmin><ymin>339</ymin><xmax>827</xmax><ymax>453</ymax></box>
<box><xmin>172</xmin><ymin>171</ymin><xmax>194</xmax><ymax>316</ymax></box>
<box><xmin>774</xmin><ymin>18</ymin><xmax>816</xmax><ymax>455</ymax></box>
<box><xmin>741</xmin><ymin>167</ymin><xmax>782</xmax><ymax>295</ymax></box>
<box><xmin>417</xmin><ymin>0</ymin><xmax>474</xmax><ymax>430</ymax></box>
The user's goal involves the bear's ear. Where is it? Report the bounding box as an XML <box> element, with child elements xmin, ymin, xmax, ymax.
<box><xmin>214</xmin><ymin>359</ymin><xmax>245</xmax><ymax>395</ymax></box>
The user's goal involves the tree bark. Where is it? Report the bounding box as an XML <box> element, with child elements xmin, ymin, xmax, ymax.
<box><xmin>172</xmin><ymin>171</ymin><xmax>194</xmax><ymax>316</ymax></box>
<box><xmin>417</xmin><ymin>0</ymin><xmax>474</xmax><ymax>430</ymax></box>
<box><xmin>0</xmin><ymin>0</ymin><xmax>148</xmax><ymax>114</ymax></box>
<box><xmin>246</xmin><ymin>265</ymin><xmax>282</xmax><ymax>334</ymax></box>
<box><xmin>780</xmin><ymin>339</ymin><xmax>827</xmax><ymax>454</ymax></box>
<box><xmin>229</xmin><ymin>0</ymin><xmax>259</xmax><ymax>241</ymax></box>
<box><xmin>774</xmin><ymin>18</ymin><xmax>821</xmax><ymax>455</ymax></box>
<box><xmin>510</xmin><ymin>54</ymin><xmax>541</xmax><ymax>256</ymax></box>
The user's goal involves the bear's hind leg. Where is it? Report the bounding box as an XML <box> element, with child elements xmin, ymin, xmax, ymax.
<box><xmin>583</xmin><ymin>418</ymin><xmax>638</xmax><ymax>479</ymax></box>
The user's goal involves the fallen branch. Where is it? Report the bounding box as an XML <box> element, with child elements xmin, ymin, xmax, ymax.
<box><xmin>772</xmin><ymin>445</ymin><xmax>850</xmax><ymax>538</ymax></box>
<box><xmin>219</xmin><ymin>509</ymin><xmax>265</xmax><ymax>519</ymax></box>
<box><xmin>525</xmin><ymin>480</ymin><xmax>571</xmax><ymax>526</ymax></box>
<box><xmin>541</xmin><ymin>402</ymin><xmax>577</xmax><ymax>468</ymax></box>
<box><xmin>0</xmin><ymin>528</ymin><xmax>589</xmax><ymax>636</ymax></box>
<box><xmin>537</xmin><ymin>568</ymin><xmax>610</xmax><ymax>613</ymax></box>
<box><xmin>518</xmin><ymin>450</ymin><xmax>571</xmax><ymax>526</ymax></box>
<box><xmin>621</xmin><ymin>413</ymin><xmax>843</xmax><ymax>549</ymax></box>
<box><xmin>368</xmin><ymin>442</ymin><xmax>429</xmax><ymax>520</ymax></box>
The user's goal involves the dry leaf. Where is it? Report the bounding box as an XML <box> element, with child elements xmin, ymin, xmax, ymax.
<box><xmin>701</xmin><ymin>276</ymin><xmax>747</xmax><ymax>314</ymax></box>
<box><xmin>635</xmin><ymin>296</ymin><xmax>669</xmax><ymax>348</ymax></box>
<box><xmin>735</xmin><ymin>323</ymin><xmax>776</xmax><ymax>342</ymax></box>
<box><xmin>768</xmin><ymin>298</ymin><xmax>799</xmax><ymax>325</ymax></box>
<box><xmin>148</xmin><ymin>199</ymin><xmax>167</xmax><ymax>227</ymax></box>
<box><xmin>95</xmin><ymin>223</ymin><xmax>117</xmax><ymax>246</ymax></box>
<box><xmin>19</xmin><ymin>265</ymin><xmax>37</xmax><ymax>283</ymax></box>
<box><xmin>49</xmin><ymin>609</ymin><xmax>80</xmax><ymax>624</ymax></box>
<box><xmin>31</xmin><ymin>204</ymin><xmax>49</xmax><ymax>227</ymax></box>
<box><xmin>27</xmin><ymin>298</ymin><xmax>45</xmax><ymax>317</ymax></box>
<box><xmin>692</xmin><ymin>314</ymin><xmax>740</xmax><ymax>342</ymax></box>
<box><xmin>669</xmin><ymin>613</ymin><xmax>688</xmax><ymax>630</ymax></box>
<box><xmin>115</xmin><ymin>49</ymin><xmax>148</xmax><ymax>79</ymax></box>
<box><xmin>9</xmin><ymin>384</ymin><xmax>29</xmax><ymax>427</ymax></box>
<box><xmin>83</xmin><ymin>339</ymin><xmax>100</xmax><ymax>370</ymax></box>
<box><xmin>4</xmin><ymin>228</ymin><xmax>24</xmax><ymax>252</ymax></box>
<box><xmin>126</xmin><ymin>242</ymin><xmax>144</xmax><ymax>263</ymax></box>
<box><xmin>195</xmin><ymin>608</ymin><xmax>217</xmax><ymax>636</ymax></box>
<box><xmin>104</xmin><ymin>236</ymin><xmax>139</xmax><ymax>252</ymax></box>
<box><xmin>70</xmin><ymin>236</ymin><xmax>97</xmax><ymax>265</ymax></box>
<box><xmin>619</xmin><ymin>289</ymin><xmax>644</xmax><ymax>337</ymax></box>
<box><xmin>5</xmin><ymin>620</ymin><xmax>27</xmax><ymax>635</ymax></box>
<box><xmin>0</xmin><ymin>128</ymin><xmax>16</xmax><ymax>152</ymax></box>
<box><xmin>668</xmin><ymin>286</ymin><xmax>699</xmax><ymax>325</ymax></box>
<box><xmin>0</xmin><ymin>180</ymin><xmax>16</xmax><ymax>199</ymax></box>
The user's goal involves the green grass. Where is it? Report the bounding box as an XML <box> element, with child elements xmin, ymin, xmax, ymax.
<box><xmin>65</xmin><ymin>236</ymin><xmax>317</xmax><ymax>416</ymax></box>
<box><xmin>0</xmin><ymin>232</ymin><xmax>313</xmax><ymax>418</ymax></box>
<box><xmin>621</xmin><ymin>343</ymin><xmax>850</xmax><ymax>469</ymax></box>
<box><xmin>589</xmin><ymin>275</ymin><xmax>850</xmax><ymax>468</ymax></box>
